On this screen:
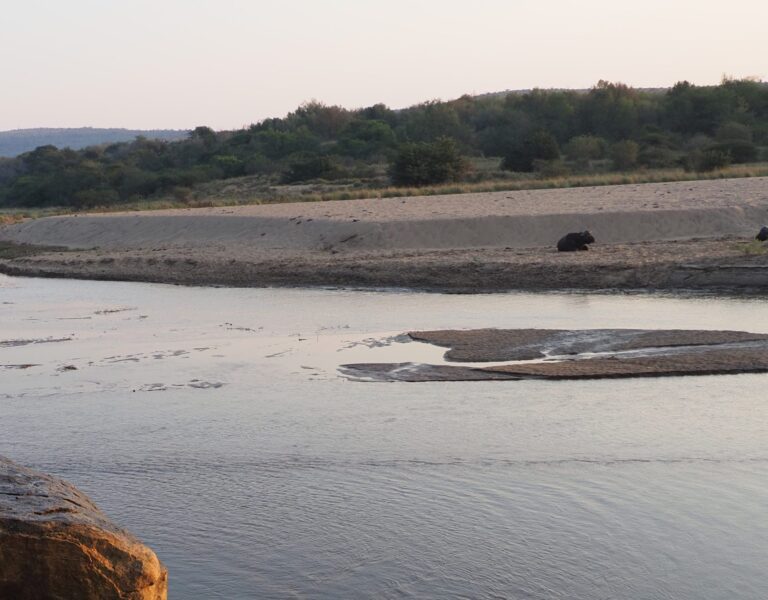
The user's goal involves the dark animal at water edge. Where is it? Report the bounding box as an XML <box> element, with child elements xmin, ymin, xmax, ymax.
<box><xmin>757</xmin><ymin>226</ymin><xmax>768</xmax><ymax>242</ymax></box>
<box><xmin>557</xmin><ymin>231</ymin><xmax>595</xmax><ymax>252</ymax></box>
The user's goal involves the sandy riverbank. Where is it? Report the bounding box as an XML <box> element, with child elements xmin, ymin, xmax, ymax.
<box><xmin>1</xmin><ymin>177</ymin><xmax>767</xmax><ymax>291</ymax></box>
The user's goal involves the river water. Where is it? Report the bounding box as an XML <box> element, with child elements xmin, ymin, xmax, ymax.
<box><xmin>2</xmin><ymin>274</ymin><xmax>768</xmax><ymax>599</ymax></box>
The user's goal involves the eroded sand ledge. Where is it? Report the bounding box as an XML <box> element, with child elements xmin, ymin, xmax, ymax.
<box><xmin>342</xmin><ymin>328</ymin><xmax>768</xmax><ymax>381</ymax></box>
<box><xmin>1</xmin><ymin>177</ymin><xmax>767</xmax><ymax>291</ymax></box>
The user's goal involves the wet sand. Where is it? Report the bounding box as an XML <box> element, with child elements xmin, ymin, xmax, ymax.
<box><xmin>1</xmin><ymin>177</ymin><xmax>767</xmax><ymax>291</ymax></box>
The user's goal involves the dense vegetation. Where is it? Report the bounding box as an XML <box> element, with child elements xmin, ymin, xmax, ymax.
<box><xmin>0</xmin><ymin>128</ymin><xmax>188</xmax><ymax>159</ymax></box>
<box><xmin>1</xmin><ymin>79</ymin><xmax>767</xmax><ymax>209</ymax></box>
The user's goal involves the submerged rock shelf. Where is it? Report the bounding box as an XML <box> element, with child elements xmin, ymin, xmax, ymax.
<box><xmin>342</xmin><ymin>328</ymin><xmax>768</xmax><ymax>382</ymax></box>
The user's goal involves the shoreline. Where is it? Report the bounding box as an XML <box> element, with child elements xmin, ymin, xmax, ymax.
<box><xmin>2</xmin><ymin>237</ymin><xmax>768</xmax><ymax>293</ymax></box>
<box><xmin>1</xmin><ymin>177</ymin><xmax>767</xmax><ymax>293</ymax></box>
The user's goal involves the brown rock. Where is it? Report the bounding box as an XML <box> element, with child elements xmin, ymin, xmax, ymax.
<box><xmin>0</xmin><ymin>456</ymin><xmax>167</xmax><ymax>600</ymax></box>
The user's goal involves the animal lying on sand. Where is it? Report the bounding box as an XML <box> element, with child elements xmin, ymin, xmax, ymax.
<box><xmin>557</xmin><ymin>231</ymin><xmax>595</xmax><ymax>252</ymax></box>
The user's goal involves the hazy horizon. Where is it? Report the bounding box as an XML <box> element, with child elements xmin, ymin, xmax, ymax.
<box><xmin>3</xmin><ymin>0</ymin><xmax>766</xmax><ymax>131</ymax></box>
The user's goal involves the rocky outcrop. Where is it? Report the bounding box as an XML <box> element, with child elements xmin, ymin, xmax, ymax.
<box><xmin>0</xmin><ymin>456</ymin><xmax>167</xmax><ymax>600</ymax></box>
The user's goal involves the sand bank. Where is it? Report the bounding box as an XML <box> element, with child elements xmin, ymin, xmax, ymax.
<box><xmin>1</xmin><ymin>177</ymin><xmax>767</xmax><ymax>291</ymax></box>
<box><xmin>342</xmin><ymin>328</ymin><xmax>768</xmax><ymax>382</ymax></box>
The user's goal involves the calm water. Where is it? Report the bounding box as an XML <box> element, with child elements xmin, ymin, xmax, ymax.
<box><xmin>2</xmin><ymin>275</ymin><xmax>768</xmax><ymax>599</ymax></box>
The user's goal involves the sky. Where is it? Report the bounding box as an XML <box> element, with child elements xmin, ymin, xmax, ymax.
<box><xmin>2</xmin><ymin>0</ymin><xmax>766</xmax><ymax>131</ymax></box>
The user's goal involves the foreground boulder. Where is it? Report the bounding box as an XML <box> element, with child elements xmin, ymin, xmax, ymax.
<box><xmin>0</xmin><ymin>456</ymin><xmax>167</xmax><ymax>600</ymax></box>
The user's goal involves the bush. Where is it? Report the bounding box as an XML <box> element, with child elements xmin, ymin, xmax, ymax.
<box><xmin>501</xmin><ymin>130</ymin><xmax>560</xmax><ymax>172</ymax></box>
<box><xmin>534</xmin><ymin>159</ymin><xmax>570</xmax><ymax>178</ymax></box>
<box><xmin>171</xmin><ymin>186</ymin><xmax>194</xmax><ymax>203</ymax></box>
<box><xmin>564</xmin><ymin>135</ymin><xmax>607</xmax><ymax>168</ymax></box>
<box><xmin>708</xmin><ymin>140</ymin><xmax>759</xmax><ymax>163</ymax></box>
<box><xmin>610</xmin><ymin>140</ymin><xmax>639</xmax><ymax>170</ymax></box>
<box><xmin>687</xmin><ymin>148</ymin><xmax>732</xmax><ymax>172</ymax></box>
<box><xmin>389</xmin><ymin>137</ymin><xmax>468</xmax><ymax>186</ymax></box>
<box><xmin>715</xmin><ymin>121</ymin><xmax>752</xmax><ymax>143</ymax></box>
<box><xmin>638</xmin><ymin>145</ymin><xmax>678</xmax><ymax>168</ymax></box>
<box><xmin>282</xmin><ymin>154</ymin><xmax>344</xmax><ymax>183</ymax></box>
<box><xmin>72</xmin><ymin>188</ymin><xmax>120</xmax><ymax>209</ymax></box>
<box><xmin>211</xmin><ymin>155</ymin><xmax>245</xmax><ymax>177</ymax></box>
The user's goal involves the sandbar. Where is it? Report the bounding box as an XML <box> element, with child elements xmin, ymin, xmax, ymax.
<box><xmin>1</xmin><ymin>177</ymin><xmax>767</xmax><ymax>291</ymax></box>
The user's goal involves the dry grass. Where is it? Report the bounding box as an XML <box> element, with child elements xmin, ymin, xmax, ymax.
<box><xmin>4</xmin><ymin>163</ymin><xmax>768</xmax><ymax>218</ymax></box>
<box><xmin>136</xmin><ymin>162</ymin><xmax>768</xmax><ymax>208</ymax></box>
<box><xmin>0</xmin><ymin>213</ymin><xmax>26</xmax><ymax>225</ymax></box>
<box><xmin>735</xmin><ymin>240</ymin><xmax>768</xmax><ymax>255</ymax></box>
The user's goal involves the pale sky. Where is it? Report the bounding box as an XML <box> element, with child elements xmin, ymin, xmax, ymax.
<box><xmin>2</xmin><ymin>0</ymin><xmax>766</xmax><ymax>131</ymax></box>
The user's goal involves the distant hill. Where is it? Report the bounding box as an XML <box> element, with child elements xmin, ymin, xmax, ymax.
<box><xmin>0</xmin><ymin>127</ymin><xmax>189</xmax><ymax>157</ymax></box>
<box><xmin>473</xmin><ymin>86</ymin><xmax>670</xmax><ymax>100</ymax></box>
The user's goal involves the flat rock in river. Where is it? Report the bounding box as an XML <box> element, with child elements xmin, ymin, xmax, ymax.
<box><xmin>343</xmin><ymin>328</ymin><xmax>768</xmax><ymax>382</ymax></box>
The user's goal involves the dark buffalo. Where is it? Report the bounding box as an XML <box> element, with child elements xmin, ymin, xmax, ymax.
<box><xmin>557</xmin><ymin>230</ymin><xmax>595</xmax><ymax>252</ymax></box>
<box><xmin>756</xmin><ymin>226</ymin><xmax>768</xmax><ymax>242</ymax></box>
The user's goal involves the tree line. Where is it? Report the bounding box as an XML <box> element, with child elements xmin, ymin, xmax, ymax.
<box><xmin>1</xmin><ymin>78</ymin><xmax>767</xmax><ymax>208</ymax></box>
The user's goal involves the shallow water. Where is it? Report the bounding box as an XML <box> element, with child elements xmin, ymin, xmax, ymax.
<box><xmin>2</xmin><ymin>275</ymin><xmax>768</xmax><ymax>599</ymax></box>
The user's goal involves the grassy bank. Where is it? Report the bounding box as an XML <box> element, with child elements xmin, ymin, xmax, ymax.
<box><xmin>2</xmin><ymin>162</ymin><xmax>768</xmax><ymax>220</ymax></box>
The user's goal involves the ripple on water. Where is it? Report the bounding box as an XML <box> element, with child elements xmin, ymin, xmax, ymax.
<box><xmin>2</xmin><ymin>278</ymin><xmax>768</xmax><ymax>598</ymax></box>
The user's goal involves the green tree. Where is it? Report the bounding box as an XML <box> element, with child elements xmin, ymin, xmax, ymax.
<box><xmin>288</xmin><ymin>101</ymin><xmax>352</xmax><ymax>140</ymax></box>
<box><xmin>476</xmin><ymin>109</ymin><xmax>533</xmax><ymax>157</ymax></box>
<box><xmin>252</xmin><ymin>126</ymin><xmax>319</xmax><ymax>160</ymax></box>
<box><xmin>337</xmin><ymin>120</ymin><xmax>397</xmax><ymax>158</ymax></box>
<box><xmin>518</xmin><ymin>89</ymin><xmax>578</xmax><ymax>141</ymax></box>
<box><xmin>663</xmin><ymin>81</ymin><xmax>741</xmax><ymax>135</ymax></box>
<box><xmin>401</xmin><ymin>101</ymin><xmax>472</xmax><ymax>144</ymax></box>
<box><xmin>389</xmin><ymin>137</ymin><xmax>468</xmax><ymax>186</ymax></box>
<box><xmin>579</xmin><ymin>81</ymin><xmax>642</xmax><ymax>140</ymax></box>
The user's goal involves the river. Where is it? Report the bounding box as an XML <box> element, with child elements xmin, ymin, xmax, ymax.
<box><xmin>2</xmin><ymin>274</ymin><xmax>768</xmax><ymax>599</ymax></box>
